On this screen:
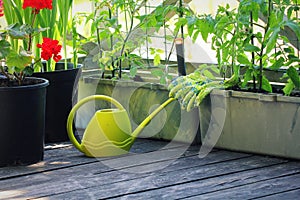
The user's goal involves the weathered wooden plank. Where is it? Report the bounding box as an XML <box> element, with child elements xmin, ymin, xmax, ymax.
<box><xmin>256</xmin><ymin>189</ymin><xmax>300</xmax><ymax>200</ymax></box>
<box><xmin>0</xmin><ymin>139</ymin><xmax>186</xmax><ymax>180</ymax></box>
<box><xmin>185</xmin><ymin>173</ymin><xmax>300</xmax><ymax>200</ymax></box>
<box><xmin>110</xmin><ymin>161</ymin><xmax>300</xmax><ymax>199</ymax></box>
<box><xmin>0</xmin><ymin>144</ymin><xmax>96</xmax><ymax>180</ymax></box>
<box><xmin>0</xmin><ymin>148</ymin><xmax>239</xmax><ymax>190</ymax></box>
<box><xmin>30</xmin><ymin>156</ymin><xmax>285</xmax><ymax>199</ymax></box>
<box><xmin>0</xmin><ymin>150</ymin><xmax>250</xmax><ymax>199</ymax></box>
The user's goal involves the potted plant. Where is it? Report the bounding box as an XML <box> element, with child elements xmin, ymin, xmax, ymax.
<box><xmin>33</xmin><ymin>0</ymin><xmax>82</xmax><ymax>143</ymax></box>
<box><xmin>0</xmin><ymin>0</ymin><xmax>63</xmax><ymax>166</ymax></box>
<box><xmin>3</xmin><ymin>0</ymin><xmax>82</xmax><ymax>143</ymax></box>
<box><xmin>169</xmin><ymin>0</ymin><xmax>300</xmax><ymax>159</ymax></box>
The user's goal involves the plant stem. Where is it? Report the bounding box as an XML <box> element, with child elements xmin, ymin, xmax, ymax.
<box><xmin>14</xmin><ymin>72</ymin><xmax>22</xmax><ymax>85</ymax></box>
<box><xmin>0</xmin><ymin>65</ymin><xmax>9</xmax><ymax>79</ymax></box>
<box><xmin>95</xmin><ymin>2</ymin><xmax>102</xmax><ymax>57</ymax></box>
<box><xmin>258</xmin><ymin>0</ymin><xmax>272</xmax><ymax>92</ymax></box>
<box><xmin>27</xmin><ymin>9</ymin><xmax>38</xmax><ymax>52</ymax></box>
<box><xmin>250</xmin><ymin>11</ymin><xmax>256</xmax><ymax>90</ymax></box>
<box><xmin>119</xmin><ymin>2</ymin><xmax>135</xmax><ymax>78</ymax></box>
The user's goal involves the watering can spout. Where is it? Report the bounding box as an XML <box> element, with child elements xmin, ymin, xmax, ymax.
<box><xmin>131</xmin><ymin>98</ymin><xmax>175</xmax><ymax>138</ymax></box>
<box><xmin>67</xmin><ymin>95</ymin><xmax>175</xmax><ymax>157</ymax></box>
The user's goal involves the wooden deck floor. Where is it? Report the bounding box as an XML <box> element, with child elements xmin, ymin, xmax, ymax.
<box><xmin>1</xmin><ymin>139</ymin><xmax>300</xmax><ymax>199</ymax></box>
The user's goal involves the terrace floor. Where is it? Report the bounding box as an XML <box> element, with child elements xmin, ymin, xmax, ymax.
<box><xmin>1</xmin><ymin>138</ymin><xmax>300</xmax><ymax>199</ymax></box>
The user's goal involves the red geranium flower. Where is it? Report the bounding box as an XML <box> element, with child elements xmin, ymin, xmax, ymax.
<box><xmin>0</xmin><ymin>0</ymin><xmax>4</xmax><ymax>17</ymax></box>
<box><xmin>22</xmin><ymin>0</ymin><xmax>53</xmax><ymax>11</ymax></box>
<box><xmin>37</xmin><ymin>37</ymin><xmax>62</xmax><ymax>62</ymax></box>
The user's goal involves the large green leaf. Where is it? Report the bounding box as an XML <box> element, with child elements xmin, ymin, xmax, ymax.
<box><xmin>187</xmin><ymin>16</ymin><xmax>196</xmax><ymax>37</ymax></box>
<box><xmin>242</xmin><ymin>68</ymin><xmax>253</xmax><ymax>87</ymax></box>
<box><xmin>197</xmin><ymin>19</ymin><xmax>212</xmax><ymax>42</ymax></box>
<box><xmin>6</xmin><ymin>48</ymin><xmax>32</xmax><ymax>69</ymax></box>
<box><xmin>269</xmin><ymin>57</ymin><xmax>284</xmax><ymax>70</ymax></box>
<box><xmin>285</xmin><ymin>20</ymin><xmax>300</xmax><ymax>40</ymax></box>
<box><xmin>261</xmin><ymin>76</ymin><xmax>272</xmax><ymax>92</ymax></box>
<box><xmin>283</xmin><ymin>80</ymin><xmax>294</xmax><ymax>96</ymax></box>
<box><xmin>237</xmin><ymin>54</ymin><xmax>251</xmax><ymax>65</ymax></box>
<box><xmin>287</xmin><ymin>67</ymin><xmax>300</xmax><ymax>89</ymax></box>
<box><xmin>265</xmin><ymin>28</ymin><xmax>280</xmax><ymax>54</ymax></box>
<box><xmin>244</xmin><ymin>44</ymin><xmax>260</xmax><ymax>52</ymax></box>
<box><xmin>6</xmin><ymin>23</ymin><xmax>27</xmax><ymax>39</ymax></box>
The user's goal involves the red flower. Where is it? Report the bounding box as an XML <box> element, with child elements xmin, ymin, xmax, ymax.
<box><xmin>22</xmin><ymin>0</ymin><xmax>52</xmax><ymax>11</ymax></box>
<box><xmin>37</xmin><ymin>37</ymin><xmax>62</xmax><ymax>62</ymax></box>
<box><xmin>0</xmin><ymin>0</ymin><xmax>4</xmax><ymax>17</ymax></box>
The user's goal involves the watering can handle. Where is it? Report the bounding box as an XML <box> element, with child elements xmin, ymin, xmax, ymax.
<box><xmin>66</xmin><ymin>95</ymin><xmax>125</xmax><ymax>153</ymax></box>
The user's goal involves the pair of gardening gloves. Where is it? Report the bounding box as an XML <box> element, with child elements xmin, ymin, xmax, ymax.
<box><xmin>168</xmin><ymin>69</ymin><xmax>239</xmax><ymax>112</ymax></box>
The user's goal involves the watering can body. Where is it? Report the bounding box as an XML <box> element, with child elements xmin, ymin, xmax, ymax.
<box><xmin>81</xmin><ymin>109</ymin><xmax>134</xmax><ymax>157</ymax></box>
<box><xmin>67</xmin><ymin>95</ymin><xmax>175</xmax><ymax>157</ymax></box>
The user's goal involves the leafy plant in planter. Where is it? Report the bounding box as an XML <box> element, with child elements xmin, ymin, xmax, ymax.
<box><xmin>72</xmin><ymin>0</ymin><xmax>183</xmax><ymax>81</ymax></box>
<box><xmin>0</xmin><ymin>0</ymin><xmax>63</xmax><ymax>166</ymax></box>
<box><xmin>169</xmin><ymin>0</ymin><xmax>300</xmax><ymax>159</ymax></box>
<box><xmin>170</xmin><ymin>0</ymin><xmax>300</xmax><ymax>109</ymax></box>
<box><xmin>230</xmin><ymin>0</ymin><xmax>300</xmax><ymax>94</ymax></box>
<box><xmin>72</xmin><ymin>0</ymin><xmax>145</xmax><ymax>79</ymax></box>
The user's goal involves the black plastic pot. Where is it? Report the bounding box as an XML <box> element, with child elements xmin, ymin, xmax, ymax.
<box><xmin>0</xmin><ymin>77</ymin><xmax>49</xmax><ymax>167</ymax></box>
<box><xmin>34</xmin><ymin>62</ymin><xmax>82</xmax><ymax>143</ymax></box>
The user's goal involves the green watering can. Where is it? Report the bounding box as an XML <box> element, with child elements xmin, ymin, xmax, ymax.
<box><xmin>67</xmin><ymin>95</ymin><xmax>175</xmax><ymax>157</ymax></box>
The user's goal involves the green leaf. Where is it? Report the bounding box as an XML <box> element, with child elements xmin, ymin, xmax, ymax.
<box><xmin>156</xmin><ymin>49</ymin><xmax>164</xmax><ymax>54</ymax></box>
<box><xmin>269</xmin><ymin>57</ymin><xmax>284</xmax><ymax>70</ymax></box>
<box><xmin>6</xmin><ymin>23</ymin><xmax>27</xmax><ymax>39</ymax></box>
<box><xmin>261</xmin><ymin>76</ymin><xmax>272</xmax><ymax>93</ymax></box>
<box><xmin>159</xmin><ymin>76</ymin><xmax>167</xmax><ymax>84</ymax></box>
<box><xmin>153</xmin><ymin>54</ymin><xmax>161</xmax><ymax>66</ymax></box>
<box><xmin>287</xmin><ymin>54</ymin><xmax>300</xmax><ymax>62</ymax></box>
<box><xmin>268</xmin><ymin>10</ymin><xmax>277</xmax><ymax>28</ymax></box>
<box><xmin>187</xmin><ymin>16</ymin><xmax>196</xmax><ymax>37</ymax></box>
<box><xmin>151</xmin><ymin>69</ymin><xmax>163</xmax><ymax>77</ymax></box>
<box><xmin>265</xmin><ymin>28</ymin><xmax>280</xmax><ymax>54</ymax></box>
<box><xmin>197</xmin><ymin>19</ymin><xmax>213</xmax><ymax>42</ymax></box>
<box><xmin>0</xmin><ymin>40</ymin><xmax>11</xmax><ymax>59</ymax></box>
<box><xmin>237</xmin><ymin>54</ymin><xmax>251</xmax><ymax>65</ymax></box>
<box><xmin>244</xmin><ymin>44</ymin><xmax>260</xmax><ymax>52</ymax></box>
<box><xmin>242</xmin><ymin>69</ymin><xmax>253</xmax><ymax>87</ymax></box>
<box><xmin>285</xmin><ymin>20</ymin><xmax>300</xmax><ymax>41</ymax></box>
<box><xmin>192</xmin><ymin>30</ymin><xmax>200</xmax><ymax>43</ymax></box>
<box><xmin>6</xmin><ymin>48</ymin><xmax>32</xmax><ymax>69</ymax></box>
<box><xmin>287</xmin><ymin>67</ymin><xmax>300</xmax><ymax>89</ymax></box>
<box><xmin>187</xmin><ymin>24</ymin><xmax>194</xmax><ymax>37</ymax></box>
<box><xmin>283</xmin><ymin>80</ymin><xmax>294</xmax><ymax>95</ymax></box>
<box><xmin>166</xmin><ymin>74</ymin><xmax>173</xmax><ymax>81</ymax></box>
<box><xmin>23</xmin><ymin>66</ymin><xmax>34</xmax><ymax>76</ymax></box>
<box><xmin>130</xmin><ymin>66</ymin><xmax>137</xmax><ymax>77</ymax></box>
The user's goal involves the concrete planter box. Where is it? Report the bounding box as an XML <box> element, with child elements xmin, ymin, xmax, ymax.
<box><xmin>199</xmin><ymin>89</ymin><xmax>300</xmax><ymax>159</ymax></box>
<box><xmin>76</xmin><ymin>75</ymin><xmax>200</xmax><ymax>144</ymax></box>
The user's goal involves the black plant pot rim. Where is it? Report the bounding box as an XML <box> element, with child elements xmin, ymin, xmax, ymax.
<box><xmin>35</xmin><ymin>62</ymin><xmax>83</xmax><ymax>75</ymax></box>
<box><xmin>0</xmin><ymin>77</ymin><xmax>49</xmax><ymax>91</ymax></box>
